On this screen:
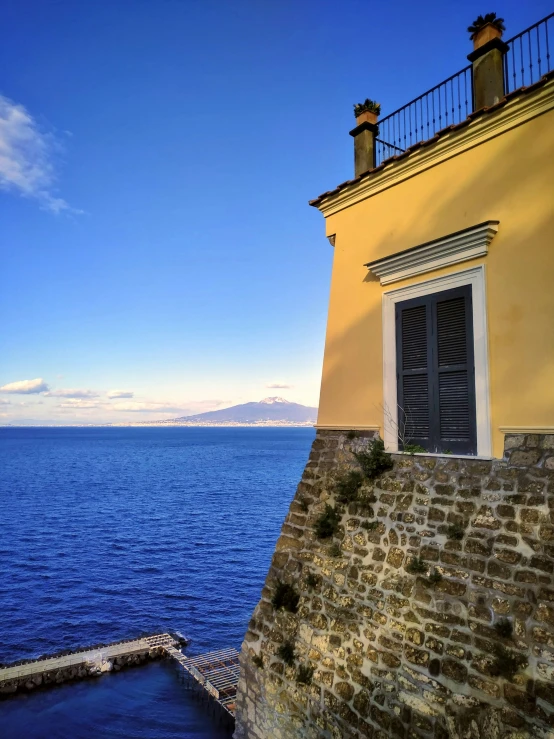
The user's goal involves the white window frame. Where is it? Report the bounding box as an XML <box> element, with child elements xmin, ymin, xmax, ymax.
<box><xmin>382</xmin><ymin>265</ymin><xmax>492</xmax><ymax>457</ymax></box>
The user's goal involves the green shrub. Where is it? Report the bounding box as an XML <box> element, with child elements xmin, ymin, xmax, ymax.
<box><xmin>494</xmin><ymin>618</ymin><xmax>513</xmax><ymax>639</ymax></box>
<box><xmin>407</xmin><ymin>557</ymin><xmax>428</xmax><ymax>575</ymax></box>
<box><xmin>354</xmin><ymin>99</ymin><xmax>381</xmax><ymax>117</ymax></box>
<box><xmin>306</xmin><ymin>573</ymin><xmax>318</xmax><ymax>589</ymax></box>
<box><xmin>468</xmin><ymin>12</ymin><xmax>505</xmax><ymax>39</ymax></box>
<box><xmin>361</xmin><ymin>520</ymin><xmax>379</xmax><ymax>531</ymax></box>
<box><xmin>446</xmin><ymin>523</ymin><xmax>465</xmax><ymax>541</ymax></box>
<box><xmin>277</xmin><ymin>640</ymin><xmax>296</xmax><ymax>667</ymax></box>
<box><xmin>252</xmin><ymin>654</ymin><xmax>264</xmax><ymax>669</ymax></box>
<box><xmin>335</xmin><ymin>469</ymin><xmax>364</xmax><ymax>504</ymax></box>
<box><xmin>314</xmin><ymin>504</ymin><xmax>341</xmax><ymax>539</ymax></box>
<box><xmin>427</xmin><ymin>568</ymin><xmax>443</xmax><ymax>586</ymax></box>
<box><xmin>489</xmin><ymin>644</ymin><xmax>526</xmax><ymax>680</ymax></box>
<box><xmin>346</xmin><ymin>430</ymin><xmax>359</xmax><ymax>440</ymax></box>
<box><xmin>403</xmin><ymin>443</ymin><xmax>427</xmax><ymax>454</ymax></box>
<box><xmin>354</xmin><ymin>439</ymin><xmax>393</xmax><ymax>480</ymax></box>
<box><xmin>271</xmin><ymin>581</ymin><xmax>300</xmax><ymax>614</ymax></box>
<box><xmin>296</xmin><ymin>664</ymin><xmax>314</xmax><ymax>685</ymax></box>
<box><xmin>328</xmin><ymin>543</ymin><xmax>342</xmax><ymax>558</ymax></box>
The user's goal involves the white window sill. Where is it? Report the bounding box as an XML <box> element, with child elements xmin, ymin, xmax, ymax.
<box><xmin>389</xmin><ymin>451</ymin><xmax>494</xmax><ymax>461</ymax></box>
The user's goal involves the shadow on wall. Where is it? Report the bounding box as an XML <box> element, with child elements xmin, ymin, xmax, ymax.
<box><xmin>318</xmin><ymin>110</ymin><xmax>554</xmax><ymax>447</ymax></box>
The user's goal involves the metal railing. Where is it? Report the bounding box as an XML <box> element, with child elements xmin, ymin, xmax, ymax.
<box><xmin>504</xmin><ymin>11</ymin><xmax>554</xmax><ymax>93</ymax></box>
<box><xmin>374</xmin><ymin>12</ymin><xmax>554</xmax><ymax>168</ymax></box>
<box><xmin>375</xmin><ymin>66</ymin><xmax>473</xmax><ymax>166</ymax></box>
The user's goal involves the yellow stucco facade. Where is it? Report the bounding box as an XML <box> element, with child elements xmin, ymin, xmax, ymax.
<box><xmin>313</xmin><ymin>79</ymin><xmax>554</xmax><ymax>459</ymax></box>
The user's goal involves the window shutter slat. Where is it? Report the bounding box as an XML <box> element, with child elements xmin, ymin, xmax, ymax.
<box><xmin>437</xmin><ymin>297</ymin><xmax>468</xmax><ymax>366</ymax></box>
<box><xmin>403</xmin><ymin>375</ymin><xmax>430</xmax><ymax>438</ymax></box>
<box><xmin>401</xmin><ymin>305</ymin><xmax>427</xmax><ymax>370</ymax></box>
<box><xmin>439</xmin><ymin>371</ymin><xmax>471</xmax><ymax>439</ymax></box>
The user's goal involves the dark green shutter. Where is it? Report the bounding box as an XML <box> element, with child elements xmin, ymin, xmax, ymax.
<box><xmin>396</xmin><ymin>286</ymin><xmax>477</xmax><ymax>454</ymax></box>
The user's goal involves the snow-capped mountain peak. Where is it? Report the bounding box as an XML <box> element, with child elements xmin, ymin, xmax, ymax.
<box><xmin>259</xmin><ymin>397</ymin><xmax>291</xmax><ymax>405</ymax></box>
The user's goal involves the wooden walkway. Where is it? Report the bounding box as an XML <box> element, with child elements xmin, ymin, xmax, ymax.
<box><xmin>0</xmin><ymin>633</ymin><xmax>179</xmax><ymax>683</ymax></box>
<box><xmin>167</xmin><ymin>646</ymin><xmax>240</xmax><ymax>717</ymax></box>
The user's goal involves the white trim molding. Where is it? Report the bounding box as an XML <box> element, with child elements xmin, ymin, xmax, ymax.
<box><xmin>499</xmin><ymin>426</ymin><xmax>554</xmax><ymax>434</ymax></box>
<box><xmin>382</xmin><ymin>265</ymin><xmax>492</xmax><ymax>457</ymax></box>
<box><xmin>366</xmin><ymin>221</ymin><xmax>499</xmax><ymax>285</ymax></box>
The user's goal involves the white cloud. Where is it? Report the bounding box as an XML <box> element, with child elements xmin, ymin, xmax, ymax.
<box><xmin>266</xmin><ymin>382</ymin><xmax>293</xmax><ymax>389</ymax></box>
<box><xmin>0</xmin><ymin>398</ymin><xmax>11</xmax><ymax>405</ymax></box>
<box><xmin>111</xmin><ymin>401</ymin><xmax>186</xmax><ymax>413</ymax></box>
<box><xmin>45</xmin><ymin>388</ymin><xmax>99</xmax><ymax>399</ymax></box>
<box><xmin>58</xmin><ymin>399</ymin><xmax>102</xmax><ymax>409</ymax></box>
<box><xmin>0</xmin><ymin>378</ymin><xmax>49</xmax><ymax>394</ymax></box>
<box><xmin>0</xmin><ymin>94</ymin><xmax>79</xmax><ymax>213</ymax></box>
<box><xmin>107</xmin><ymin>390</ymin><xmax>134</xmax><ymax>399</ymax></box>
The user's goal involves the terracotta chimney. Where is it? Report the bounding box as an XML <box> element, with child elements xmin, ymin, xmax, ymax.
<box><xmin>350</xmin><ymin>103</ymin><xmax>380</xmax><ymax>177</ymax></box>
<box><xmin>468</xmin><ymin>18</ymin><xmax>509</xmax><ymax>109</ymax></box>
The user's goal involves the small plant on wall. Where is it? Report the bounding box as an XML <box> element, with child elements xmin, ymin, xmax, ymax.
<box><xmin>354</xmin><ymin>99</ymin><xmax>381</xmax><ymax>117</ymax></box>
<box><xmin>467</xmin><ymin>12</ymin><xmax>505</xmax><ymax>38</ymax></box>
<box><xmin>296</xmin><ymin>664</ymin><xmax>314</xmax><ymax>685</ymax></box>
<box><xmin>494</xmin><ymin>618</ymin><xmax>513</xmax><ymax>639</ymax></box>
<box><xmin>407</xmin><ymin>556</ymin><xmax>428</xmax><ymax>575</ymax></box>
<box><xmin>328</xmin><ymin>542</ymin><xmax>342</xmax><ymax>558</ymax></box>
<box><xmin>446</xmin><ymin>522</ymin><xmax>466</xmax><ymax>540</ymax></box>
<box><xmin>354</xmin><ymin>439</ymin><xmax>393</xmax><ymax>480</ymax></box>
<box><xmin>277</xmin><ymin>640</ymin><xmax>296</xmax><ymax>667</ymax></box>
<box><xmin>271</xmin><ymin>580</ymin><xmax>300</xmax><ymax>614</ymax></box>
<box><xmin>314</xmin><ymin>504</ymin><xmax>341</xmax><ymax>539</ymax></box>
<box><xmin>335</xmin><ymin>469</ymin><xmax>364</xmax><ymax>504</ymax></box>
<box><xmin>489</xmin><ymin>644</ymin><xmax>527</xmax><ymax>681</ymax></box>
<box><xmin>403</xmin><ymin>443</ymin><xmax>427</xmax><ymax>454</ymax></box>
<box><xmin>361</xmin><ymin>520</ymin><xmax>379</xmax><ymax>531</ymax></box>
<box><xmin>252</xmin><ymin>654</ymin><xmax>264</xmax><ymax>669</ymax></box>
<box><xmin>306</xmin><ymin>572</ymin><xmax>318</xmax><ymax>589</ymax></box>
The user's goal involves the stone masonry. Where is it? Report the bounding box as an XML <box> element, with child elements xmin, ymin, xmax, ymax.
<box><xmin>234</xmin><ymin>431</ymin><xmax>554</xmax><ymax>739</ymax></box>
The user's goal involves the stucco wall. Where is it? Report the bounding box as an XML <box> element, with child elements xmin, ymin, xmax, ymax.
<box><xmin>315</xmin><ymin>96</ymin><xmax>554</xmax><ymax>459</ymax></box>
<box><xmin>234</xmin><ymin>431</ymin><xmax>554</xmax><ymax>739</ymax></box>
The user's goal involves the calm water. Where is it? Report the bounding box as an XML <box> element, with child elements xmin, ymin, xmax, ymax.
<box><xmin>0</xmin><ymin>427</ymin><xmax>314</xmax><ymax>738</ymax></box>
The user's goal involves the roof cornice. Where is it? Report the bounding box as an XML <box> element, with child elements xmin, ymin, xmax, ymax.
<box><xmin>311</xmin><ymin>76</ymin><xmax>554</xmax><ymax>218</ymax></box>
<box><xmin>365</xmin><ymin>221</ymin><xmax>499</xmax><ymax>285</ymax></box>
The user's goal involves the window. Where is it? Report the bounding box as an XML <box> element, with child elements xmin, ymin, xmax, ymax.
<box><xmin>395</xmin><ymin>285</ymin><xmax>477</xmax><ymax>455</ymax></box>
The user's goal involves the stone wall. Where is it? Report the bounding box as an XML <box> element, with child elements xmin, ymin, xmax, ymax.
<box><xmin>234</xmin><ymin>431</ymin><xmax>554</xmax><ymax>739</ymax></box>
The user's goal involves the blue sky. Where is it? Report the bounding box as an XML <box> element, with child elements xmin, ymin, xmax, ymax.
<box><xmin>0</xmin><ymin>0</ymin><xmax>549</xmax><ymax>424</ymax></box>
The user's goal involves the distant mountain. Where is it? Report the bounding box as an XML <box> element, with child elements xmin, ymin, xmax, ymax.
<box><xmin>169</xmin><ymin>397</ymin><xmax>317</xmax><ymax>426</ymax></box>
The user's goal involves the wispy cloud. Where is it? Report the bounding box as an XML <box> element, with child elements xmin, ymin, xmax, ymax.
<box><xmin>111</xmin><ymin>401</ymin><xmax>186</xmax><ymax>413</ymax></box>
<box><xmin>0</xmin><ymin>398</ymin><xmax>11</xmax><ymax>405</ymax></box>
<box><xmin>0</xmin><ymin>378</ymin><xmax>49</xmax><ymax>394</ymax></box>
<box><xmin>45</xmin><ymin>388</ymin><xmax>99</xmax><ymax>399</ymax></box>
<box><xmin>58</xmin><ymin>399</ymin><xmax>102</xmax><ymax>409</ymax></box>
<box><xmin>107</xmin><ymin>390</ymin><xmax>134</xmax><ymax>399</ymax></box>
<box><xmin>0</xmin><ymin>94</ymin><xmax>79</xmax><ymax>213</ymax></box>
<box><xmin>266</xmin><ymin>382</ymin><xmax>293</xmax><ymax>389</ymax></box>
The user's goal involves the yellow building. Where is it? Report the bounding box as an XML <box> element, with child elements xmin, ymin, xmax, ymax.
<box><xmin>311</xmin><ymin>14</ymin><xmax>554</xmax><ymax>460</ymax></box>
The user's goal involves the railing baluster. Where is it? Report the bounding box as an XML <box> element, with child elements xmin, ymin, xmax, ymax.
<box><xmin>373</xmin><ymin>12</ymin><xmax>553</xmax><ymax>166</ymax></box>
<box><xmin>519</xmin><ymin>37</ymin><xmax>525</xmax><ymax>86</ymax></box>
<box><xmin>537</xmin><ymin>25</ymin><xmax>542</xmax><ymax>77</ymax></box>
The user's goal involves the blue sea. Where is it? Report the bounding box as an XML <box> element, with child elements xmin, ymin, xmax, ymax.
<box><xmin>0</xmin><ymin>427</ymin><xmax>314</xmax><ymax>738</ymax></box>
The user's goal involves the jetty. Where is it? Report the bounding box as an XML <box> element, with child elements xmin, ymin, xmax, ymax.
<box><xmin>0</xmin><ymin>632</ymin><xmax>184</xmax><ymax>695</ymax></box>
<box><xmin>0</xmin><ymin>632</ymin><xmax>240</xmax><ymax>730</ymax></box>
<box><xmin>169</xmin><ymin>646</ymin><xmax>240</xmax><ymax>718</ymax></box>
